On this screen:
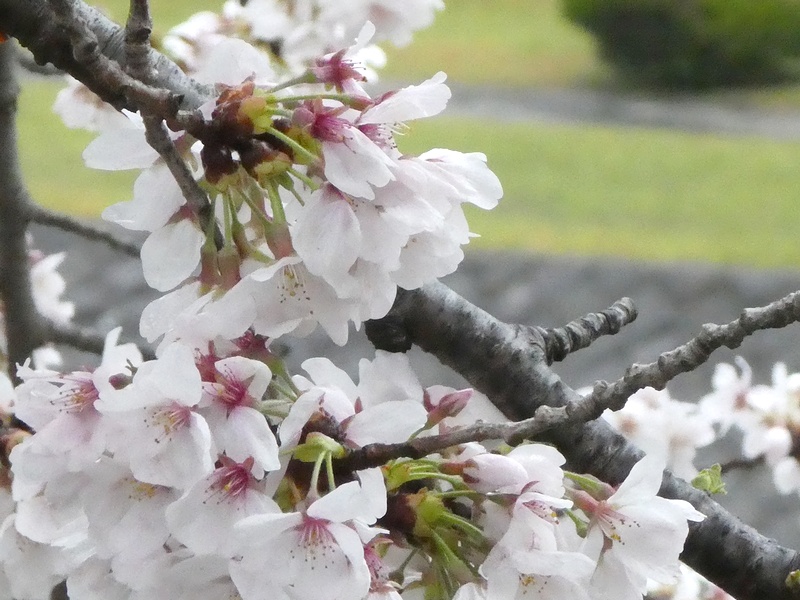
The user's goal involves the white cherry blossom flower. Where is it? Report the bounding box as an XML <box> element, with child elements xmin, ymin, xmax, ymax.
<box><xmin>603</xmin><ymin>387</ymin><xmax>716</xmax><ymax>480</ymax></box>
<box><xmin>166</xmin><ymin>457</ymin><xmax>281</xmax><ymax>557</ymax></box>
<box><xmin>0</xmin><ymin>514</ymin><xmax>88</xmax><ymax>600</ymax></box>
<box><xmin>201</xmin><ymin>356</ymin><xmax>280</xmax><ymax>476</ymax></box>
<box><xmin>80</xmin><ymin>458</ymin><xmax>179</xmax><ymax>564</ymax></box>
<box><xmin>230</xmin><ymin>468</ymin><xmax>385</xmax><ymax>600</ymax></box>
<box><xmin>577</xmin><ymin>455</ymin><xmax>705</xmax><ymax>600</ymax></box>
<box><xmin>281</xmin><ymin>355</ymin><xmax>427</xmax><ymax>449</ymax></box>
<box><xmin>95</xmin><ymin>343</ymin><xmax>214</xmax><ymax>489</ymax></box>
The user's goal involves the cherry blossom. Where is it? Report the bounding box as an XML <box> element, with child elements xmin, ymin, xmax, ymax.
<box><xmin>230</xmin><ymin>468</ymin><xmax>386</xmax><ymax>600</ymax></box>
<box><xmin>602</xmin><ymin>387</ymin><xmax>715</xmax><ymax>480</ymax></box>
<box><xmin>574</xmin><ymin>455</ymin><xmax>705</xmax><ymax>600</ymax></box>
<box><xmin>280</xmin><ymin>354</ymin><xmax>428</xmax><ymax>449</ymax></box>
<box><xmin>94</xmin><ymin>343</ymin><xmax>214</xmax><ymax>490</ymax></box>
<box><xmin>166</xmin><ymin>457</ymin><xmax>280</xmax><ymax>557</ymax></box>
<box><xmin>200</xmin><ymin>356</ymin><xmax>281</xmax><ymax>476</ymax></box>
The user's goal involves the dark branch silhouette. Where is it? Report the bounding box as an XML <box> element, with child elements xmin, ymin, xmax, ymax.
<box><xmin>589</xmin><ymin>289</ymin><xmax>800</xmax><ymax>412</ymax></box>
<box><xmin>30</xmin><ymin>206</ymin><xmax>141</xmax><ymax>258</ymax></box>
<box><xmin>0</xmin><ymin>43</ymin><xmax>46</xmax><ymax>382</ymax></box>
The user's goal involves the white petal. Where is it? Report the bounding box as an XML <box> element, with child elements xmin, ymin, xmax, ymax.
<box><xmin>83</xmin><ymin>127</ymin><xmax>156</xmax><ymax>170</ymax></box>
<box><xmin>293</xmin><ymin>186</ymin><xmax>361</xmax><ymax>283</ymax></box>
<box><xmin>360</xmin><ymin>72</ymin><xmax>450</xmax><ymax>124</ymax></box>
<box><xmin>347</xmin><ymin>401</ymin><xmax>427</xmax><ymax>446</ymax></box>
<box><xmin>141</xmin><ymin>220</ymin><xmax>204</xmax><ymax>292</ymax></box>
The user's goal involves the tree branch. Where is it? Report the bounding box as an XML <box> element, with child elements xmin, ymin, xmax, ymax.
<box><xmin>119</xmin><ymin>0</ymin><xmax>214</xmax><ymax>237</ymax></box>
<box><xmin>43</xmin><ymin>319</ymin><xmax>155</xmax><ymax>361</ymax></box>
<box><xmin>0</xmin><ymin>42</ymin><xmax>46</xmax><ymax>382</ymax></box>
<box><xmin>531</xmin><ymin>296</ymin><xmax>637</xmax><ymax>365</ymax></box>
<box><xmin>341</xmin><ymin>404</ymin><xmax>568</xmax><ymax>472</ymax></box>
<box><xmin>0</xmin><ymin>0</ymin><xmax>210</xmax><ymax>113</ymax></box>
<box><xmin>29</xmin><ymin>205</ymin><xmax>140</xmax><ymax>258</ymax></box>
<box><xmin>367</xmin><ymin>282</ymin><xmax>800</xmax><ymax>600</ymax></box>
<box><xmin>589</xmin><ymin>290</ymin><xmax>800</xmax><ymax>413</ymax></box>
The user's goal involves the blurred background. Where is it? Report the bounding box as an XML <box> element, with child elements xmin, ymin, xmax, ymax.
<box><xmin>19</xmin><ymin>0</ymin><xmax>800</xmax><ymax>267</ymax></box>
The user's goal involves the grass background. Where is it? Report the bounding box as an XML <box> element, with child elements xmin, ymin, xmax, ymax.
<box><xmin>17</xmin><ymin>0</ymin><xmax>800</xmax><ymax>268</ymax></box>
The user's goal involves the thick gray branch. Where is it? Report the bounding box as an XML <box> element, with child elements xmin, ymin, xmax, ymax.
<box><xmin>368</xmin><ymin>282</ymin><xmax>800</xmax><ymax>600</ymax></box>
<box><xmin>0</xmin><ymin>0</ymin><xmax>211</xmax><ymax>112</ymax></box>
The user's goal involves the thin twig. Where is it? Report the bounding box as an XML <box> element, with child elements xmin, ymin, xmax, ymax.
<box><xmin>29</xmin><ymin>206</ymin><xmax>140</xmax><ymax>258</ymax></box>
<box><xmin>121</xmin><ymin>0</ymin><xmax>214</xmax><ymax>235</ymax></box>
<box><xmin>719</xmin><ymin>455</ymin><xmax>766</xmax><ymax>475</ymax></box>
<box><xmin>124</xmin><ymin>0</ymin><xmax>152</xmax><ymax>81</ymax></box>
<box><xmin>43</xmin><ymin>319</ymin><xmax>155</xmax><ymax>361</ymax></box>
<box><xmin>588</xmin><ymin>290</ymin><xmax>800</xmax><ymax>414</ymax></box>
<box><xmin>531</xmin><ymin>297</ymin><xmax>637</xmax><ymax>364</ymax></box>
<box><xmin>341</xmin><ymin>404</ymin><xmax>568</xmax><ymax>472</ymax></box>
<box><xmin>142</xmin><ymin>117</ymin><xmax>214</xmax><ymax>233</ymax></box>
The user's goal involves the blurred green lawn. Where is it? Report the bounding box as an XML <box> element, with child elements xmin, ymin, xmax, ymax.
<box><xmin>16</xmin><ymin>0</ymin><xmax>800</xmax><ymax>268</ymax></box>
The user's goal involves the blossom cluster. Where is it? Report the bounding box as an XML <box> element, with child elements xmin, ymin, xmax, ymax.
<box><xmin>56</xmin><ymin>20</ymin><xmax>501</xmax><ymax>349</ymax></box>
<box><xmin>0</xmin><ymin>1</ymin><xmax>712</xmax><ymax>599</ymax></box>
<box><xmin>601</xmin><ymin>386</ymin><xmax>716</xmax><ymax>481</ymax></box>
<box><xmin>0</xmin><ymin>336</ymin><xmax>704</xmax><ymax>600</ymax></box>
<box><xmin>161</xmin><ymin>0</ymin><xmax>443</xmax><ymax>77</ymax></box>
<box><xmin>602</xmin><ymin>357</ymin><xmax>800</xmax><ymax>501</ymax></box>
<box><xmin>700</xmin><ymin>358</ymin><xmax>800</xmax><ymax>496</ymax></box>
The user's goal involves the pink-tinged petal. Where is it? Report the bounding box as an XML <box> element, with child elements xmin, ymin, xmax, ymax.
<box><xmin>609</xmin><ymin>454</ymin><xmax>665</xmax><ymax>507</ymax></box>
<box><xmin>141</xmin><ymin>219</ymin><xmax>204</xmax><ymax>292</ymax></box>
<box><xmin>261</xmin><ymin>519</ymin><xmax>370</xmax><ymax>600</ymax></box>
<box><xmin>301</xmin><ymin>357</ymin><xmax>359</xmax><ymax>399</ymax></box>
<box><xmin>166</xmin><ymin>463</ymin><xmax>280</xmax><ymax>556</ymax></box>
<box><xmin>346</xmin><ymin>400</ymin><xmax>427</xmax><ymax>446</ymax></box>
<box><xmin>453</xmin><ymin>583</ymin><xmax>487</xmax><ymax>600</ymax></box>
<box><xmin>360</xmin><ymin>72</ymin><xmax>450</xmax><ymax>124</ymax></box>
<box><xmin>14</xmin><ymin>494</ymin><xmax>87</xmax><ymax>546</ymax></box>
<box><xmin>293</xmin><ymin>186</ymin><xmax>361</xmax><ymax>284</ymax></box>
<box><xmin>234</xmin><ymin>511</ymin><xmax>301</xmax><ymax>547</ymax></box>
<box><xmin>322</xmin><ymin>128</ymin><xmax>394</xmax><ymax>200</ymax></box>
<box><xmin>81</xmin><ymin>459</ymin><xmax>177</xmax><ymax>561</ymax></box>
<box><xmin>148</xmin><ymin>343</ymin><xmax>203</xmax><ymax>406</ymax></box>
<box><xmin>128</xmin><ymin>411</ymin><xmax>214</xmax><ymax>489</ymax></box>
<box><xmin>357</xmin><ymin>351</ymin><xmax>423</xmax><ymax>407</ymax></box>
<box><xmin>279</xmin><ymin>387</ymin><xmax>354</xmax><ymax>448</ymax></box>
<box><xmin>192</xmin><ymin>38</ymin><xmax>275</xmax><ymax>86</ymax></box>
<box><xmin>213</xmin><ymin>356</ymin><xmax>272</xmax><ymax>402</ymax></box>
<box><xmin>417</xmin><ymin>149</ymin><xmax>503</xmax><ymax>209</ymax></box>
<box><xmin>53</xmin><ymin>77</ymin><xmax>131</xmax><ymax>132</ymax></box>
